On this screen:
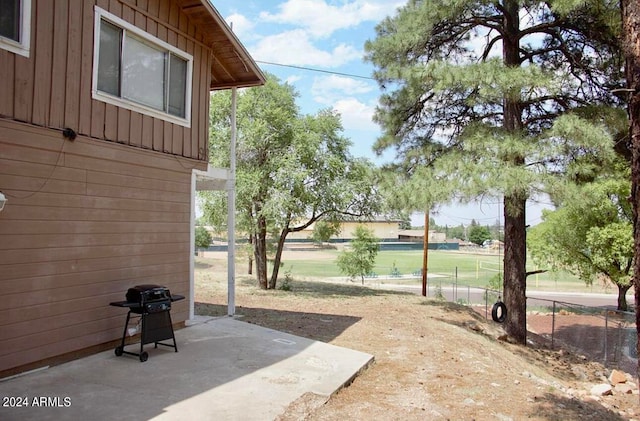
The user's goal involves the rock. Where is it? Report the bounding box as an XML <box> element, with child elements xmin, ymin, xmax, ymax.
<box><xmin>590</xmin><ymin>384</ymin><xmax>612</xmax><ymax>396</ymax></box>
<box><xmin>608</xmin><ymin>369</ymin><xmax>627</xmax><ymax>385</ymax></box>
<box><xmin>567</xmin><ymin>388</ymin><xmax>587</xmax><ymax>398</ymax></box>
<box><xmin>463</xmin><ymin>398</ymin><xmax>476</xmax><ymax>406</ymax></box>
<box><xmin>614</xmin><ymin>383</ymin><xmax>634</xmax><ymax>395</ymax></box>
<box><xmin>466</xmin><ymin>321</ymin><xmax>483</xmax><ymax>332</ymax></box>
<box><xmin>571</xmin><ymin>366</ymin><xmax>588</xmax><ymax>381</ymax></box>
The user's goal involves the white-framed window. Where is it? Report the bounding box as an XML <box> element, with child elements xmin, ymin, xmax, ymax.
<box><xmin>0</xmin><ymin>0</ymin><xmax>31</xmax><ymax>57</ymax></box>
<box><xmin>92</xmin><ymin>7</ymin><xmax>192</xmax><ymax>127</ymax></box>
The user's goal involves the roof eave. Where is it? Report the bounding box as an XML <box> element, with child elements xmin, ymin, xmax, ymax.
<box><xmin>195</xmin><ymin>0</ymin><xmax>265</xmax><ymax>90</ymax></box>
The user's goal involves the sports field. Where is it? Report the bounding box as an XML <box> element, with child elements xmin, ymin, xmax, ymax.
<box><xmin>273</xmin><ymin>248</ymin><xmax>615</xmax><ymax>294</ymax></box>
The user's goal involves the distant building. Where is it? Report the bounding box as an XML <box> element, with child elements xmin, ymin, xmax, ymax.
<box><xmin>397</xmin><ymin>230</ymin><xmax>446</xmax><ymax>243</ymax></box>
<box><xmin>286</xmin><ymin>218</ymin><xmax>402</xmax><ymax>242</ymax></box>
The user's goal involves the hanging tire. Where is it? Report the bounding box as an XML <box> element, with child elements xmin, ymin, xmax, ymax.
<box><xmin>492</xmin><ymin>301</ymin><xmax>507</xmax><ymax>323</ymax></box>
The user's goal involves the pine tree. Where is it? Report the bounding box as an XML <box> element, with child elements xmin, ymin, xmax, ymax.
<box><xmin>621</xmin><ymin>0</ymin><xmax>640</xmax><ymax>380</ymax></box>
<box><xmin>366</xmin><ymin>0</ymin><xmax>623</xmax><ymax>343</ymax></box>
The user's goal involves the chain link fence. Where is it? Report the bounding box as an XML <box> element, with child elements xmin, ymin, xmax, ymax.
<box><xmin>526</xmin><ymin>297</ymin><xmax>636</xmax><ymax>374</ymax></box>
<box><xmin>425</xmin><ymin>278</ymin><xmax>637</xmax><ymax>375</ymax></box>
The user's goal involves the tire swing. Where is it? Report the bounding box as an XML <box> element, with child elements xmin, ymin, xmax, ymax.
<box><xmin>491</xmin><ymin>300</ymin><xmax>507</xmax><ymax>323</ymax></box>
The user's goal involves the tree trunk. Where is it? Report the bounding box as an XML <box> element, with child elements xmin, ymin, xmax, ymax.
<box><xmin>503</xmin><ymin>195</ymin><xmax>527</xmax><ymax>343</ymax></box>
<box><xmin>617</xmin><ymin>284</ymin><xmax>631</xmax><ymax>312</ymax></box>
<box><xmin>268</xmin><ymin>226</ymin><xmax>290</xmax><ymax>289</ymax></box>
<box><xmin>248</xmin><ymin>235</ymin><xmax>254</xmax><ymax>275</ymax></box>
<box><xmin>501</xmin><ymin>0</ymin><xmax>528</xmax><ymax>344</ymax></box>
<box><xmin>255</xmin><ymin>215</ymin><xmax>269</xmax><ymax>289</ymax></box>
<box><xmin>622</xmin><ymin>0</ymin><xmax>640</xmax><ymax>381</ymax></box>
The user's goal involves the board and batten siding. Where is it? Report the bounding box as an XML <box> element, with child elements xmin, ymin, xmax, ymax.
<box><xmin>0</xmin><ymin>0</ymin><xmax>212</xmax><ymax>161</ymax></box>
<box><xmin>0</xmin><ymin>0</ymin><xmax>214</xmax><ymax>374</ymax></box>
<box><xmin>0</xmin><ymin>120</ymin><xmax>199</xmax><ymax>373</ymax></box>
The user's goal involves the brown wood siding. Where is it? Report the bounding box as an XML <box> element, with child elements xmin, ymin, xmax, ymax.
<box><xmin>0</xmin><ymin>0</ymin><xmax>258</xmax><ymax>375</ymax></box>
<box><xmin>1</xmin><ymin>0</ymin><xmax>212</xmax><ymax>162</ymax></box>
<box><xmin>0</xmin><ymin>120</ymin><xmax>197</xmax><ymax>372</ymax></box>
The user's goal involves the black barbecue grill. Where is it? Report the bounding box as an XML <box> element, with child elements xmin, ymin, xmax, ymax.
<box><xmin>110</xmin><ymin>284</ymin><xmax>184</xmax><ymax>362</ymax></box>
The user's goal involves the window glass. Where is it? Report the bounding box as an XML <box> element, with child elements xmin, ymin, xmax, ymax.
<box><xmin>92</xmin><ymin>7</ymin><xmax>191</xmax><ymax>125</ymax></box>
<box><xmin>122</xmin><ymin>35</ymin><xmax>165</xmax><ymax>111</ymax></box>
<box><xmin>97</xmin><ymin>20</ymin><xmax>121</xmax><ymax>96</ymax></box>
<box><xmin>0</xmin><ymin>0</ymin><xmax>20</xmax><ymax>42</ymax></box>
<box><xmin>168</xmin><ymin>54</ymin><xmax>187</xmax><ymax>118</ymax></box>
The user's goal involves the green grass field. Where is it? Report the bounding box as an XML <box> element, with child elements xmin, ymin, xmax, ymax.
<box><xmin>277</xmin><ymin>249</ymin><xmax>616</xmax><ymax>294</ymax></box>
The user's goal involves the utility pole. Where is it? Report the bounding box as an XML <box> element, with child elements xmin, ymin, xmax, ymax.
<box><xmin>422</xmin><ymin>210</ymin><xmax>429</xmax><ymax>296</ymax></box>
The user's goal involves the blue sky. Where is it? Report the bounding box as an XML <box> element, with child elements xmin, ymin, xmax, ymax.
<box><xmin>213</xmin><ymin>0</ymin><xmax>401</xmax><ymax>164</ymax></box>
<box><xmin>211</xmin><ymin>0</ymin><xmax>551</xmax><ymax>227</ymax></box>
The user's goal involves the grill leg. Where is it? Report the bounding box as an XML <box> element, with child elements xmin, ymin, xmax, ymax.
<box><xmin>140</xmin><ymin>313</ymin><xmax>146</xmax><ymax>358</ymax></box>
<box><xmin>115</xmin><ymin>311</ymin><xmax>133</xmax><ymax>357</ymax></box>
<box><xmin>120</xmin><ymin>311</ymin><xmax>132</xmax><ymax>349</ymax></box>
<box><xmin>167</xmin><ymin>310</ymin><xmax>178</xmax><ymax>352</ymax></box>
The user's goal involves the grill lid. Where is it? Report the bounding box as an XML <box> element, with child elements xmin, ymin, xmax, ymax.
<box><xmin>126</xmin><ymin>284</ymin><xmax>171</xmax><ymax>304</ymax></box>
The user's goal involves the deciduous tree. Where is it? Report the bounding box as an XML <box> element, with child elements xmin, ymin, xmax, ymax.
<box><xmin>529</xmin><ymin>168</ymin><xmax>633</xmax><ymax>310</ymax></box>
<box><xmin>202</xmin><ymin>74</ymin><xmax>380</xmax><ymax>289</ymax></box>
<box><xmin>310</xmin><ymin>220</ymin><xmax>341</xmax><ymax>244</ymax></box>
<box><xmin>469</xmin><ymin>224</ymin><xmax>492</xmax><ymax>246</ymax></box>
<box><xmin>194</xmin><ymin>226</ymin><xmax>212</xmax><ymax>252</ymax></box>
<box><xmin>336</xmin><ymin>225</ymin><xmax>380</xmax><ymax>284</ymax></box>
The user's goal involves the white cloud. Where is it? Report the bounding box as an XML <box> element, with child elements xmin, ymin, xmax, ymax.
<box><xmin>250</xmin><ymin>30</ymin><xmax>361</xmax><ymax>67</ymax></box>
<box><xmin>284</xmin><ymin>75</ymin><xmax>303</xmax><ymax>85</ymax></box>
<box><xmin>225</xmin><ymin>13</ymin><xmax>256</xmax><ymax>42</ymax></box>
<box><xmin>311</xmin><ymin>75</ymin><xmax>374</xmax><ymax>104</ymax></box>
<box><xmin>333</xmin><ymin>98</ymin><xmax>377</xmax><ymax>131</ymax></box>
<box><xmin>259</xmin><ymin>0</ymin><xmax>404</xmax><ymax>38</ymax></box>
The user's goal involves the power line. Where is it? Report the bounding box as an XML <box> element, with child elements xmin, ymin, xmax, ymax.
<box><xmin>255</xmin><ymin>60</ymin><xmax>375</xmax><ymax>80</ymax></box>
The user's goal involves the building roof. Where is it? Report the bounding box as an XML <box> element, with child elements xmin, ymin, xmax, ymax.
<box><xmin>398</xmin><ymin>230</ymin><xmax>426</xmax><ymax>237</ymax></box>
<box><xmin>398</xmin><ymin>230</ymin><xmax>440</xmax><ymax>237</ymax></box>
<box><xmin>179</xmin><ymin>0</ymin><xmax>266</xmax><ymax>90</ymax></box>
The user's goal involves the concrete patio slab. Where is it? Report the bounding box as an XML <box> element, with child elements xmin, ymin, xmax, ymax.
<box><xmin>0</xmin><ymin>316</ymin><xmax>374</xmax><ymax>421</ymax></box>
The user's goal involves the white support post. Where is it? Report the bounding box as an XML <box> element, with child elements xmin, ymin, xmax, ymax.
<box><xmin>227</xmin><ymin>87</ymin><xmax>237</xmax><ymax>316</ymax></box>
<box><xmin>189</xmin><ymin>171</ymin><xmax>196</xmax><ymax>321</ymax></box>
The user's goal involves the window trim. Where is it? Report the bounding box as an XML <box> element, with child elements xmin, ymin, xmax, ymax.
<box><xmin>0</xmin><ymin>0</ymin><xmax>31</xmax><ymax>57</ymax></box>
<box><xmin>92</xmin><ymin>6</ymin><xmax>193</xmax><ymax>127</ymax></box>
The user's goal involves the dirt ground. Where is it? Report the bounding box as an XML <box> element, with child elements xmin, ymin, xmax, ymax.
<box><xmin>194</xmin><ymin>253</ymin><xmax>639</xmax><ymax>420</ymax></box>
